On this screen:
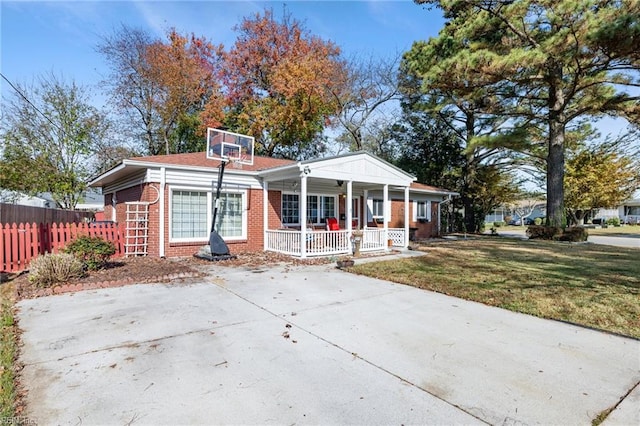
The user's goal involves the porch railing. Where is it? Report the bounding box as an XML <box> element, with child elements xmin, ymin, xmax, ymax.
<box><xmin>265</xmin><ymin>227</ymin><xmax>406</xmax><ymax>257</ymax></box>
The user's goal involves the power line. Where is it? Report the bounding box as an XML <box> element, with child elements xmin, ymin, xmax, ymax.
<box><xmin>0</xmin><ymin>72</ymin><xmax>65</xmax><ymax>134</ymax></box>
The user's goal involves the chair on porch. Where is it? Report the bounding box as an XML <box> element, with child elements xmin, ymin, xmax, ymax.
<box><xmin>326</xmin><ymin>217</ymin><xmax>340</xmax><ymax>231</ymax></box>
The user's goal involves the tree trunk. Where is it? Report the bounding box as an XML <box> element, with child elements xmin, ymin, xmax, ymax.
<box><xmin>546</xmin><ymin>74</ymin><xmax>566</xmax><ymax>228</ymax></box>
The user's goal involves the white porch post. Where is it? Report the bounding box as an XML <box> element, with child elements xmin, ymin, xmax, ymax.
<box><xmin>383</xmin><ymin>184</ymin><xmax>389</xmax><ymax>251</ymax></box>
<box><xmin>159</xmin><ymin>167</ymin><xmax>166</xmax><ymax>257</ymax></box>
<box><xmin>363</xmin><ymin>189</ymin><xmax>369</xmax><ymax>227</ymax></box>
<box><xmin>346</xmin><ymin>180</ymin><xmax>353</xmax><ymax>232</ymax></box>
<box><xmin>404</xmin><ymin>186</ymin><xmax>410</xmax><ymax>248</ymax></box>
<box><xmin>300</xmin><ymin>175</ymin><xmax>308</xmax><ymax>258</ymax></box>
<box><xmin>262</xmin><ymin>180</ymin><xmax>269</xmax><ymax>250</ymax></box>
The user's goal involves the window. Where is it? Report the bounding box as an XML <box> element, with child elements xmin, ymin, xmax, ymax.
<box><xmin>216</xmin><ymin>192</ymin><xmax>243</xmax><ymax>238</ymax></box>
<box><xmin>306</xmin><ymin>195</ymin><xmax>319</xmax><ymax>224</ymax></box>
<box><xmin>372</xmin><ymin>199</ymin><xmax>384</xmax><ymax>218</ymax></box>
<box><xmin>171</xmin><ymin>188</ymin><xmax>246</xmax><ymax>242</ymax></box>
<box><xmin>417</xmin><ymin>201</ymin><xmax>428</xmax><ymax>219</ymax></box>
<box><xmin>281</xmin><ymin>193</ymin><xmax>337</xmax><ymax>225</ymax></box>
<box><xmin>414</xmin><ymin>200</ymin><xmax>431</xmax><ymax>222</ymax></box>
<box><xmin>171</xmin><ymin>190</ymin><xmax>208</xmax><ymax>239</ymax></box>
<box><xmin>282</xmin><ymin>194</ymin><xmax>299</xmax><ymax>225</ymax></box>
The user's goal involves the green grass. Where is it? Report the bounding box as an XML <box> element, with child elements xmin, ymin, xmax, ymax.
<box><xmin>587</xmin><ymin>225</ymin><xmax>640</xmax><ymax>236</ymax></box>
<box><xmin>0</xmin><ymin>282</ymin><xmax>18</xmax><ymax>419</ymax></box>
<box><xmin>351</xmin><ymin>239</ymin><xmax>640</xmax><ymax>339</ymax></box>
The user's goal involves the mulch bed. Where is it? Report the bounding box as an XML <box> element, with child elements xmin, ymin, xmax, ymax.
<box><xmin>9</xmin><ymin>252</ymin><xmax>334</xmax><ymax>300</ymax></box>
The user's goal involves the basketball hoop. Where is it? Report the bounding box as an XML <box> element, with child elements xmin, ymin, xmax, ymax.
<box><xmin>197</xmin><ymin>128</ymin><xmax>255</xmax><ymax>261</ymax></box>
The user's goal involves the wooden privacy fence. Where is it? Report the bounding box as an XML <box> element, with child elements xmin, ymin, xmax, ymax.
<box><xmin>1</xmin><ymin>222</ymin><xmax>125</xmax><ymax>273</ymax></box>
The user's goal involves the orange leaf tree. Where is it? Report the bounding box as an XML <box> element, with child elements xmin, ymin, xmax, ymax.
<box><xmin>220</xmin><ymin>9</ymin><xmax>347</xmax><ymax>158</ymax></box>
<box><xmin>145</xmin><ymin>29</ymin><xmax>225</xmax><ymax>154</ymax></box>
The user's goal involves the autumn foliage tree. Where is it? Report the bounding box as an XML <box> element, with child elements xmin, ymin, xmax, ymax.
<box><xmin>145</xmin><ymin>29</ymin><xmax>225</xmax><ymax>154</ymax></box>
<box><xmin>99</xmin><ymin>26</ymin><xmax>224</xmax><ymax>155</ymax></box>
<box><xmin>564</xmin><ymin>136</ymin><xmax>640</xmax><ymax>226</ymax></box>
<box><xmin>220</xmin><ymin>9</ymin><xmax>347</xmax><ymax>158</ymax></box>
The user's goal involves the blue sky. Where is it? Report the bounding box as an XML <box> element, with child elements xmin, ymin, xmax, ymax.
<box><xmin>1</xmin><ymin>0</ymin><xmax>443</xmax><ymax>96</ymax></box>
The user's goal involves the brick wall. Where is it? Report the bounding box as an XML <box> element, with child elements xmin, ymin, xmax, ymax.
<box><xmin>367</xmin><ymin>199</ymin><xmax>439</xmax><ymax>238</ymax></box>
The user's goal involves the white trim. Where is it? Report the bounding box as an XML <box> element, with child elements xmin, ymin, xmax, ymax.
<box><xmin>159</xmin><ymin>167</ymin><xmax>166</xmax><ymax>257</ymax></box>
<box><xmin>404</xmin><ymin>186</ymin><xmax>410</xmax><ymax>248</ymax></box>
<box><xmin>412</xmin><ymin>200</ymin><xmax>417</xmax><ymax>222</ymax></box>
<box><xmin>168</xmin><ymin>185</ymin><xmax>248</xmax><ymax>243</ymax></box>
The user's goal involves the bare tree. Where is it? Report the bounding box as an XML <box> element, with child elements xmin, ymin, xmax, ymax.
<box><xmin>332</xmin><ymin>53</ymin><xmax>402</xmax><ymax>152</ymax></box>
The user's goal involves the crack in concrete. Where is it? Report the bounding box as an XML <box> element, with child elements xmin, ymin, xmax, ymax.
<box><xmin>214</xmin><ymin>279</ymin><xmax>491</xmax><ymax>425</ymax></box>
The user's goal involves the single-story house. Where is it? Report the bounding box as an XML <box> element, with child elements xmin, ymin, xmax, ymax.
<box><xmin>595</xmin><ymin>196</ymin><xmax>640</xmax><ymax>224</ymax></box>
<box><xmin>89</xmin><ymin>151</ymin><xmax>457</xmax><ymax>258</ymax></box>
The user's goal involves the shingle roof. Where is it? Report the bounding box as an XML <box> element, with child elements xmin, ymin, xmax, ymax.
<box><xmin>129</xmin><ymin>152</ymin><xmax>295</xmax><ymax>171</ymax></box>
<box><xmin>410</xmin><ymin>182</ymin><xmax>456</xmax><ymax>194</ymax></box>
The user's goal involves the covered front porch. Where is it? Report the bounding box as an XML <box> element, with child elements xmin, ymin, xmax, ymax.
<box><xmin>259</xmin><ymin>153</ymin><xmax>414</xmax><ymax>258</ymax></box>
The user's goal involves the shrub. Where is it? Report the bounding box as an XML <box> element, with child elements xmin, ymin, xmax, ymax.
<box><xmin>526</xmin><ymin>225</ymin><xmax>563</xmax><ymax>240</ymax></box>
<box><xmin>64</xmin><ymin>235</ymin><xmax>116</xmax><ymax>270</ymax></box>
<box><xmin>28</xmin><ymin>253</ymin><xmax>84</xmax><ymax>288</ymax></box>
<box><xmin>559</xmin><ymin>226</ymin><xmax>589</xmax><ymax>242</ymax></box>
<box><xmin>606</xmin><ymin>217</ymin><xmax>621</xmax><ymax>227</ymax></box>
<box><xmin>493</xmin><ymin>221</ymin><xmax>506</xmax><ymax>228</ymax></box>
<box><xmin>533</xmin><ymin>217</ymin><xmax>543</xmax><ymax>226</ymax></box>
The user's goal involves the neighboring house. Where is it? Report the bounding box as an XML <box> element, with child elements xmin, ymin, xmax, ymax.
<box><xmin>0</xmin><ymin>190</ymin><xmax>55</xmax><ymax>208</ymax></box>
<box><xmin>486</xmin><ymin>200</ymin><xmax>546</xmax><ymax>225</ymax></box>
<box><xmin>595</xmin><ymin>196</ymin><xmax>640</xmax><ymax>224</ymax></box>
<box><xmin>89</xmin><ymin>151</ymin><xmax>457</xmax><ymax>258</ymax></box>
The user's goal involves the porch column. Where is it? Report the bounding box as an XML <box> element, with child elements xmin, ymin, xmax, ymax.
<box><xmin>300</xmin><ymin>175</ymin><xmax>308</xmax><ymax>258</ymax></box>
<box><xmin>383</xmin><ymin>184</ymin><xmax>389</xmax><ymax>251</ymax></box>
<box><xmin>262</xmin><ymin>180</ymin><xmax>269</xmax><ymax>250</ymax></box>
<box><xmin>363</xmin><ymin>189</ymin><xmax>369</xmax><ymax>227</ymax></box>
<box><xmin>404</xmin><ymin>186</ymin><xmax>410</xmax><ymax>248</ymax></box>
<box><xmin>346</xmin><ymin>180</ymin><xmax>353</xmax><ymax>232</ymax></box>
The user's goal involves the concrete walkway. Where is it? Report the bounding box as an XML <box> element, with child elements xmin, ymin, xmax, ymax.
<box><xmin>17</xmin><ymin>261</ymin><xmax>640</xmax><ymax>425</ymax></box>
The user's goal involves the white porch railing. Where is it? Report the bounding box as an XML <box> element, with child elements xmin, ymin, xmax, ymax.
<box><xmin>265</xmin><ymin>227</ymin><xmax>406</xmax><ymax>257</ymax></box>
<box><xmin>265</xmin><ymin>229</ymin><xmax>351</xmax><ymax>257</ymax></box>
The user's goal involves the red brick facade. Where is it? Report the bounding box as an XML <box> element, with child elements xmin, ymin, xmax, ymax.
<box><xmin>108</xmin><ymin>183</ymin><xmax>441</xmax><ymax>258</ymax></box>
<box><xmin>366</xmin><ymin>199</ymin><xmax>439</xmax><ymax>239</ymax></box>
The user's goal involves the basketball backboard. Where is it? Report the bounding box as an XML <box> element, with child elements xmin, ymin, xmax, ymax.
<box><xmin>206</xmin><ymin>128</ymin><xmax>254</xmax><ymax>165</ymax></box>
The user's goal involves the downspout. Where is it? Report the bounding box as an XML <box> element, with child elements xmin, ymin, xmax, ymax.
<box><xmin>159</xmin><ymin>167</ymin><xmax>166</xmax><ymax>257</ymax></box>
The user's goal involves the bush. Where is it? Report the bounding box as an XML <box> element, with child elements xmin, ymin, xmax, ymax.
<box><xmin>493</xmin><ymin>221</ymin><xmax>506</xmax><ymax>228</ymax></box>
<box><xmin>606</xmin><ymin>217</ymin><xmax>621</xmax><ymax>227</ymax></box>
<box><xmin>526</xmin><ymin>225</ymin><xmax>563</xmax><ymax>240</ymax></box>
<box><xmin>533</xmin><ymin>217</ymin><xmax>543</xmax><ymax>226</ymax></box>
<box><xmin>559</xmin><ymin>226</ymin><xmax>589</xmax><ymax>242</ymax></box>
<box><xmin>64</xmin><ymin>235</ymin><xmax>116</xmax><ymax>271</ymax></box>
<box><xmin>28</xmin><ymin>253</ymin><xmax>84</xmax><ymax>288</ymax></box>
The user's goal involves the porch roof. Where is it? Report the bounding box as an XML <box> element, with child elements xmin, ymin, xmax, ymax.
<box><xmin>258</xmin><ymin>151</ymin><xmax>416</xmax><ymax>187</ymax></box>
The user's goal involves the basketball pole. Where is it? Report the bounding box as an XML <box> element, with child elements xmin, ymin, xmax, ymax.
<box><xmin>211</xmin><ymin>160</ymin><xmax>226</xmax><ymax>232</ymax></box>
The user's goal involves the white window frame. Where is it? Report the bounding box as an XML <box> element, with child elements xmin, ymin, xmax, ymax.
<box><xmin>214</xmin><ymin>189</ymin><xmax>247</xmax><ymax>241</ymax></box>
<box><xmin>169</xmin><ymin>186</ymin><xmax>247</xmax><ymax>243</ymax></box>
<box><xmin>281</xmin><ymin>192</ymin><xmax>337</xmax><ymax>226</ymax></box>
<box><xmin>413</xmin><ymin>199</ymin><xmax>432</xmax><ymax>222</ymax></box>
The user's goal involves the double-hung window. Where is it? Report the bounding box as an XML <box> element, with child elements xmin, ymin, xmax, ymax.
<box><xmin>372</xmin><ymin>199</ymin><xmax>384</xmax><ymax>219</ymax></box>
<box><xmin>414</xmin><ymin>200</ymin><xmax>431</xmax><ymax>222</ymax></box>
<box><xmin>282</xmin><ymin>194</ymin><xmax>300</xmax><ymax>225</ymax></box>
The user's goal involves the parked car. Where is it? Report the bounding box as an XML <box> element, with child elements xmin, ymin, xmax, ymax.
<box><xmin>508</xmin><ymin>219</ymin><xmax>522</xmax><ymax>226</ymax></box>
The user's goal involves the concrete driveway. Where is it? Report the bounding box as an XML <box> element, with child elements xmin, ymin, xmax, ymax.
<box><xmin>17</xmin><ymin>262</ymin><xmax>640</xmax><ymax>425</ymax></box>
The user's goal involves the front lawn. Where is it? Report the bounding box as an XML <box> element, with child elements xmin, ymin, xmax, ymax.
<box><xmin>350</xmin><ymin>239</ymin><xmax>640</xmax><ymax>339</ymax></box>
